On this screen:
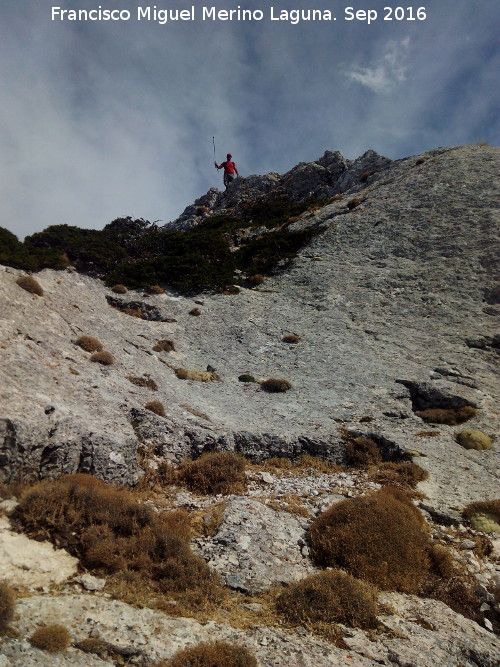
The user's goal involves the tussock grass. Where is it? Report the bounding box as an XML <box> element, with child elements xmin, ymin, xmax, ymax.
<box><xmin>16</xmin><ymin>275</ymin><xmax>43</xmax><ymax>296</ymax></box>
<box><xmin>260</xmin><ymin>378</ymin><xmax>292</xmax><ymax>393</ymax></box>
<box><xmin>369</xmin><ymin>461</ymin><xmax>429</xmax><ymax>490</ymax></box>
<box><xmin>90</xmin><ymin>350</ymin><xmax>114</xmax><ymax>365</ymax></box>
<box><xmin>282</xmin><ymin>334</ymin><xmax>300</xmax><ymax>344</ymax></box>
<box><xmin>146</xmin><ymin>284</ymin><xmax>165</xmax><ymax>294</ymax></box>
<box><xmin>145</xmin><ymin>400</ymin><xmax>165</xmax><ymax>416</ymax></box>
<box><xmin>169</xmin><ymin>641</ymin><xmax>258</xmax><ymax>667</ymax></box>
<box><xmin>415</xmin><ymin>406</ymin><xmax>476</xmax><ymax>425</ymax></box>
<box><xmin>0</xmin><ymin>582</ymin><xmax>15</xmax><ymax>634</ymax></box>
<box><xmin>347</xmin><ymin>198</ymin><xmax>362</xmax><ymax>210</ymax></box>
<box><xmin>175</xmin><ymin>368</ymin><xmax>220</xmax><ymax>382</ymax></box>
<box><xmin>276</xmin><ymin>569</ymin><xmax>378</xmax><ymax>629</ymax></box>
<box><xmin>153</xmin><ymin>339</ymin><xmax>175</xmax><ymax>352</ymax></box>
<box><xmin>176</xmin><ymin>452</ymin><xmax>247</xmax><ymax>495</ymax></box>
<box><xmin>111</xmin><ymin>284</ymin><xmax>127</xmax><ymax>294</ymax></box>
<box><xmin>307</xmin><ymin>487</ymin><xmax>432</xmax><ymax>592</ymax></box>
<box><xmin>189</xmin><ymin>307</ymin><xmax>201</xmax><ymax>316</ymax></box>
<box><xmin>127</xmin><ymin>376</ymin><xmax>158</xmax><ymax>390</ymax></box>
<box><xmin>75</xmin><ymin>335</ymin><xmax>103</xmax><ymax>352</ymax></box>
<box><xmin>345</xmin><ymin>436</ymin><xmax>382</xmax><ymax>467</ymax></box>
<box><xmin>29</xmin><ymin>625</ymin><xmax>71</xmax><ymax>652</ymax></box>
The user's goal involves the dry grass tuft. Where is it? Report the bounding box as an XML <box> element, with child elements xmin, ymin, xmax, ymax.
<box><xmin>307</xmin><ymin>487</ymin><xmax>432</xmax><ymax>592</ymax></box>
<box><xmin>123</xmin><ymin>307</ymin><xmax>144</xmax><ymax>318</ymax></box>
<box><xmin>260</xmin><ymin>378</ymin><xmax>292</xmax><ymax>393</ymax></box>
<box><xmin>276</xmin><ymin>569</ymin><xmax>378</xmax><ymax>629</ymax></box>
<box><xmin>145</xmin><ymin>400</ymin><xmax>165</xmax><ymax>416</ymax></box>
<box><xmin>153</xmin><ymin>339</ymin><xmax>175</xmax><ymax>352</ymax></box>
<box><xmin>16</xmin><ymin>275</ymin><xmax>44</xmax><ymax>296</ymax></box>
<box><xmin>13</xmin><ymin>474</ymin><xmax>222</xmax><ymax>610</ymax></box>
<box><xmin>29</xmin><ymin>625</ymin><xmax>71</xmax><ymax>652</ymax></box>
<box><xmin>345</xmin><ymin>436</ymin><xmax>382</xmax><ymax>467</ymax></box>
<box><xmin>282</xmin><ymin>334</ymin><xmax>300</xmax><ymax>344</ymax></box>
<box><xmin>189</xmin><ymin>307</ymin><xmax>201</xmax><ymax>316</ymax></box>
<box><xmin>0</xmin><ymin>582</ymin><xmax>15</xmax><ymax>634</ymax></box>
<box><xmin>76</xmin><ymin>336</ymin><xmax>103</xmax><ymax>352</ymax></box>
<box><xmin>247</xmin><ymin>274</ymin><xmax>264</xmax><ymax>287</ymax></box>
<box><xmin>415</xmin><ymin>406</ymin><xmax>476</xmax><ymax>425</ymax></box>
<box><xmin>222</xmin><ymin>285</ymin><xmax>241</xmax><ymax>295</ymax></box>
<box><xmin>111</xmin><ymin>284</ymin><xmax>128</xmax><ymax>294</ymax></box>
<box><xmin>177</xmin><ymin>452</ymin><xmax>247</xmax><ymax>495</ymax></box>
<box><xmin>169</xmin><ymin>641</ymin><xmax>258</xmax><ymax>667</ymax></box>
<box><xmin>127</xmin><ymin>376</ymin><xmax>158</xmax><ymax>390</ymax></box>
<box><xmin>146</xmin><ymin>284</ymin><xmax>166</xmax><ymax>294</ymax></box>
<box><xmin>90</xmin><ymin>350</ymin><xmax>114</xmax><ymax>365</ymax></box>
<box><xmin>370</xmin><ymin>462</ymin><xmax>429</xmax><ymax>490</ymax></box>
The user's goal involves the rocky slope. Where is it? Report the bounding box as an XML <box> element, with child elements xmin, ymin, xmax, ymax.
<box><xmin>0</xmin><ymin>143</ymin><xmax>499</xmax><ymax>665</ymax></box>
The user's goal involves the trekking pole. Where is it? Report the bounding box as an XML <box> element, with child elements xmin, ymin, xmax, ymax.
<box><xmin>213</xmin><ymin>136</ymin><xmax>217</xmax><ymax>168</ymax></box>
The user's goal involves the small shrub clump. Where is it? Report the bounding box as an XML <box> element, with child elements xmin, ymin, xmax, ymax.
<box><xmin>127</xmin><ymin>376</ymin><xmax>158</xmax><ymax>391</ymax></box>
<box><xmin>260</xmin><ymin>378</ymin><xmax>292</xmax><ymax>393</ymax></box>
<box><xmin>463</xmin><ymin>499</ymin><xmax>500</xmax><ymax>533</ymax></box>
<box><xmin>282</xmin><ymin>334</ymin><xmax>300</xmax><ymax>344</ymax></box>
<box><xmin>90</xmin><ymin>350</ymin><xmax>114</xmax><ymax>365</ymax></box>
<box><xmin>189</xmin><ymin>307</ymin><xmax>201</xmax><ymax>316</ymax></box>
<box><xmin>75</xmin><ymin>335</ymin><xmax>103</xmax><ymax>352</ymax></box>
<box><xmin>169</xmin><ymin>641</ymin><xmax>258</xmax><ymax>667</ymax></box>
<box><xmin>370</xmin><ymin>462</ymin><xmax>429</xmax><ymax>489</ymax></box>
<box><xmin>0</xmin><ymin>582</ymin><xmax>15</xmax><ymax>634</ymax></box>
<box><xmin>16</xmin><ymin>275</ymin><xmax>44</xmax><ymax>296</ymax></box>
<box><xmin>347</xmin><ymin>198</ymin><xmax>362</xmax><ymax>210</ymax></box>
<box><xmin>455</xmin><ymin>429</ymin><xmax>493</xmax><ymax>450</ymax></box>
<box><xmin>153</xmin><ymin>339</ymin><xmax>175</xmax><ymax>352</ymax></box>
<box><xmin>276</xmin><ymin>569</ymin><xmax>378</xmax><ymax>629</ymax></box>
<box><xmin>177</xmin><ymin>452</ymin><xmax>247</xmax><ymax>495</ymax></box>
<box><xmin>345</xmin><ymin>436</ymin><xmax>382</xmax><ymax>467</ymax></box>
<box><xmin>145</xmin><ymin>400</ymin><xmax>165</xmax><ymax>416</ymax></box>
<box><xmin>111</xmin><ymin>284</ymin><xmax>128</xmax><ymax>294</ymax></box>
<box><xmin>29</xmin><ymin>625</ymin><xmax>71</xmax><ymax>652</ymax></box>
<box><xmin>175</xmin><ymin>368</ymin><xmax>219</xmax><ymax>382</ymax></box>
<box><xmin>238</xmin><ymin>374</ymin><xmax>256</xmax><ymax>383</ymax></box>
<box><xmin>307</xmin><ymin>487</ymin><xmax>432</xmax><ymax>592</ymax></box>
<box><xmin>247</xmin><ymin>273</ymin><xmax>264</xmax><ymax>287</ymax></box>
<box><xmin>146</xmin><ymin>284</ymin><xmax>165</xmax><ymax>294</ymax></box>
<box><xmin>415</xmin><ymin>406</ymin><xmax>476</xmax><ymax>425</ymax></box>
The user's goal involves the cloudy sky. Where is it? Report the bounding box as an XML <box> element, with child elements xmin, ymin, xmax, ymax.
<box><xmin>1</xmin><ymin>1</ymin><xmax>499</xmax><ymax>239</ymax></box>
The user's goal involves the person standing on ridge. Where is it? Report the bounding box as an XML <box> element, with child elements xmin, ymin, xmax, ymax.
<box><xmin>214</xmin><ymin>153</ymin><xmax>239</xmax><ymax>189</ymax></box>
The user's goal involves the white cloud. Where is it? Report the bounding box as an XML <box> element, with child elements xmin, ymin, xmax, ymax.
<box><xmin>345</xmin><ymin>37</ymin><xmax>410</xmax><ymax>93</ymax></box>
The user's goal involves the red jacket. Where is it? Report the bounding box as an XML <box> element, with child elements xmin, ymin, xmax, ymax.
<box><xmin>220</xmin><ymin>160</ymin><xmax>237</xmax><ymax>174</ymax></box>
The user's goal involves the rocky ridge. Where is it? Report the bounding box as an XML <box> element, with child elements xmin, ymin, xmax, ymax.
<box><xmin>0</xmin><ymin>143</ymin><xmax>499</xmax><ymax>665</ymax></box>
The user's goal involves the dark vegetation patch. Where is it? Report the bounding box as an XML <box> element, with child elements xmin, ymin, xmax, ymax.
<box><xmin>0</xmin><ymin>582</ymin><xmax>15</xmax><ymax>634</ymax></box>
<box><xmin>110</xmin><ymin>284</ymin><xmax>128</xmax><ymax>294</ymax></box>
<box><xmin>164</xmin><ymin>452</ymin><xmax>247</xmax><ymax>495</ymax></box>
<box><xmin>369</xmin><ymin>462</ymin><xmax>429</xmax><ymax>490</ymax></box>
<box><xmin>169</xmin><ymin>641</ymin><xmax>258</xmax><ymax>667</ymax></box>
<box><xmin>126</xmin><ymin>376</ymin><xmax>158</xmax><ymax>391</ymax></box>
<box><xmin>276</xmin><ymin>569</ymin><xmax>379</xmax><ymax>630</ymax></box>
<box><xmin>29</xmin><ymin>625</ymin><xmax>71</xmax><ymax>652</ymax></box>
<box><xmin>345</xmin><ymin>436</ymin><xmax>382</xmax><ymax>467</ymax></box>
<box><xmin>260</xmin><ymin>378</ymin><xmax>292</xmax><ymax>393</ymax></box>
<box><xmin>12</xmin><ymin>474</ymin><xmax>222</xmax><ymax>610</ymax></box>
<box><xmin>347</xmin><ymin>198</ymin><xmax>362</xmax><ymax>210</ymax></box>
<box><xmin>189</xmin><ymin>307</ymin><xmax>201</xmax><ymax>316</ymax></box>
<box><xmin>238</xmin><ymin>374</ymin><xmax>256</xmax><ymax>383</ymax></box>
<box><xmin>282</xmin><ymin>334</ymin><xmax>300</xmax><ymax>344</ymax></box>
<box><xmin>16</xmin><ymin>275</ymin><xmax>44</xmax><ymax>296</ymax></box>
<box><xmin>415</xmin><ymin>406</ymin><xmax>476</xmax><ymax>425</ymax></box>
<box><xmin>106</xmin><ymin>296</ymin><xmax>164</xmax><ymax>321</ymax></box>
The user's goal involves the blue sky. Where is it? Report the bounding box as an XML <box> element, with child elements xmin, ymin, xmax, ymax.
<box><xmin>1</xmin><ymin>1</ymin><xmax>499</xmax><ymax>239</ymax></box>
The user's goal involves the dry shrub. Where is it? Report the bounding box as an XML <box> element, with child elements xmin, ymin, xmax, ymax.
<box><xmin>111</xmin><ymin>284</ymin><xmax>128</xmax><ymax>294</ymax></box>
<box><xmin>127</xmin><ymin>376</ymin><xmax>158</xmax><ymax>390</ymax></box>
<box><xmin>370</xmin><ymin>462</ymin><xmax>429</xmax><ymax>489</ymax></box>
<box><xmin>416</xmin><ymin>431</ymin><xmax>439</xmax><ymax>437</ymax></box>
<box><xmin>12</xmin><ymin>474</ymin><xmax>221</xmax><ymax>609</ymax></box>
<box><xmin>90</xmin><ymin>350</ymin><xmax>114</xmax><ymax>365</ymax></box>
<box><xmin>0</xmin><ymin>582</ymin><xmax>15</xmax><ymax>634</ymax></box>
<box><xmin>415</xmin><ymin>406</ymin><xmax>476</xmax><ymax>425</ymax></box>
<box><xmin>307</xmin><ymin>487</ymin><xmax>432</xmax><ymax>592</ymax></box>
<box><xmin>169</xmin><ymin>641</ymin><xmax>258</xmax><ymax>667</ymax></box>
<box><xmin>282</xmin><ymin>334</ymin><xmax>300</xmax><ymax>344</ymax></box>
<box><xmin>76</xmin><ymin>335</ymin><xmax>103</xmax><ymax>352</ymax></box>
<box><xmin>415</xmin><ymin>157</ymin><xmax>426</xmax><ymax>165</ymax></box>
<box><xmin>189</xmin><ymin>307</ymin><xmax>201</xmax><ymax>316</ymax></box>
<box><xmin>347</xmin><ymin>198</ymin><xmax>362</xmax><ymax>210</ymax></box>
<box><xmin>175</xmin><ymin>368</ymin><xmax>220</xmax><ymax>382</ymax></box>
<box><xmin>345</xmin><ymin>437</ymin><xmax>382</xmax><ymax>467</ymax></box>
<box><xmin>177</xmin><ymin>452</ymin><xmax>247</xmax><ymax>495</ymax></box>
<box><xmin>153</xmin><ymin>339</ymin><xmax>175</xmax><ymax>352</ymax></box>
<box><xmin>329</xmin><ymin>194</ymin><xmax>343</xmax><ymax>202</ymax></box>
<box><xmin>29</xmin><ymin>625</ymin><xmax>71</xmax><ymax>652</ymax></box>
<box><xmin>222</xmin><ymin>285</ymin><xmax>241</xmax><ymax>295</ymax></box>
<box><xmin>260</xmin><ymin>378</ymin><xmax>292</xmax><ymax>393</ymax></box>
<box><xmin>276</xmin><ymin>569</ymin><xmax>378</xmax><ymax>629</ymax></box>
<box><xmin>247</xmin><ymin>274</ymin><xmax>264</xmax><ymax>287</ymax></box>
<box><xmin>145</xmin><ymin>400</ymin><xmax>165</xmax><ymax>416</ymax></box>
<box><xmin>360</xmin><ymin>169</ymin><xmax>380</xmax><ymax>183</ymax></box>
<box><xmin>16</xmin><ymin>275</ymin><xmax>43</xmax><ymax>296</ymax></box>
<box><xmin>146</xmin><ymin>285</ymin><xmax>166</xmax><ymax>295</ymax></box>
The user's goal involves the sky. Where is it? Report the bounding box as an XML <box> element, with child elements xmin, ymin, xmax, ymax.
<box><xmin>1</xmin><ymin>1</ymin><xmax>499</xmax><ymax>239</ymax></box>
